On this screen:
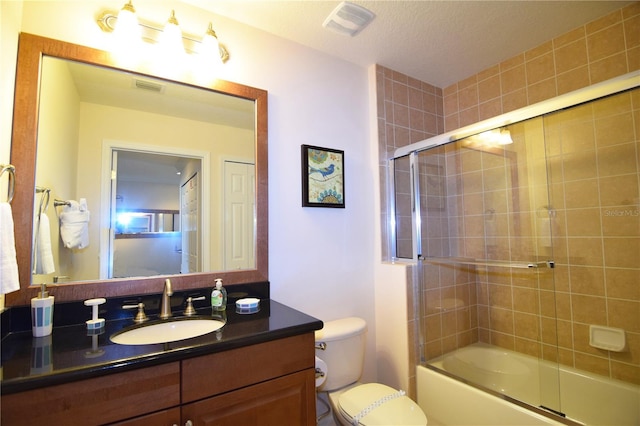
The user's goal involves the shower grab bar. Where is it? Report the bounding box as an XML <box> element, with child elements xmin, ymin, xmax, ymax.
<box><xmin>421</xmin><ymin>256</ymin><xmax>554</xmax><ymax>269</ymax></box>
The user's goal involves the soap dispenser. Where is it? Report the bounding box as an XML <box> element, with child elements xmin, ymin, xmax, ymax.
<box><xmin>31</xmin><ymin>283</ymin><xmax>54</xmax><ymax>337</ymax></box>
<box><xmin>211</xmin><ymin>278</ymin><xmax>227</xmax><ymax>311</ymax></box>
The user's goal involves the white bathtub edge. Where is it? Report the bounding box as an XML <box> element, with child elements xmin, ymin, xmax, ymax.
<box><xmin>417</xmin><ymin>365</ymin><xmax>563</xmax><ymax>426</ymax></box>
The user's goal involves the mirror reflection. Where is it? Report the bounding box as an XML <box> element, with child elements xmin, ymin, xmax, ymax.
<box><xmin>32</xmin><ymin>56</ymin><xmax>256</xmax><ymax>285</ymax></box>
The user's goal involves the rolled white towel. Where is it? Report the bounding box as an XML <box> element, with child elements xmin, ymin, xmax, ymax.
<box><xmin>60</xmin><ymin>199</ymin><xmax>90</xmax><ymax>249</ymax></box>
<box><xmin>0</xmin><ymin>202</ymin><xmax>20</xmax><ymax>294</ymax></box>
<box><xmin>34</xmin><ymin>213</ymin><xmax>55</xmax><ymax>274</ymax></box>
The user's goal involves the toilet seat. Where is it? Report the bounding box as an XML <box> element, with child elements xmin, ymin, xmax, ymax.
<box><xmin>337</xmin><ymin>383</ymin><xmax>427</xmax><ymax>425</ymax></box>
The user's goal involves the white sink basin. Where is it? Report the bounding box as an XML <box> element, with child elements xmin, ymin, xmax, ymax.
<box><xmin>110</xmin><ymin>318</ymin><xmax>225</xmax><ymax>345</ymax></box>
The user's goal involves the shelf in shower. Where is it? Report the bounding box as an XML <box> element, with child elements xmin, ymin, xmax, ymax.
<box><xmin>420</xmin><ymin>257</ymin><xmax>555</xmax><ymax>269</ymax></box>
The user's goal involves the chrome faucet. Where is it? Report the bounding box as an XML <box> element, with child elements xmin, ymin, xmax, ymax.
<box><xmin>160</xmin><ymin>279</ymin><xmax>173</xmax><ymax>319</ymax></box>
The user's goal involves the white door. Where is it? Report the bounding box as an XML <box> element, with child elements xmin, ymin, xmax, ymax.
<box><xmin>223</xmin><ymin>161</ymin><xmax>255</xmax><ymax>270</ymax></box>
<box><xmin>181</xmin><ymin>173</ymin><xmax>200</xmax><ymax>274</ymax></box>
<box><xmin>107</xmin><ymin>150</ymin><xmax>119</xmax><ymax>279</ymax></box>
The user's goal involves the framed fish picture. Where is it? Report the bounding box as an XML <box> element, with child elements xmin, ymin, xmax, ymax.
<box><xmin>301</xmin><ymin>145</ymin><xmax>345</xmax><ymax>208</ymax></box>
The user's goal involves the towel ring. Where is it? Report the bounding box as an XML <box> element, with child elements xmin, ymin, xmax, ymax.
<box><xmin>0</xmin><ymin>164</ymin><xmax>15</xmax><ymax>204</ymax></box>
<box><xmin>36</xmin><ymin>186</ymin><xmax>51</xmax><ymax>215</ymax></box>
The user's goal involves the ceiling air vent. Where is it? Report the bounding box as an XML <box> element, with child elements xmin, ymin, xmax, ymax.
<box><xmin>323</xmin><ymin>1</ymin><xmax>375</xmax><ymax>37</ymax></box>
<box><xmin>133</xmin><ymin>78</ymin><xmax>166</xmax><ymax>93</ymax></box>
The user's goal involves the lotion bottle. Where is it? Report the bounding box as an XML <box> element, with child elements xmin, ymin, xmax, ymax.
<box><xmin>211</xmin><ymin>278</ymin><xmax>227</xmax><ymax>311</ymax></box>
<box><xmin>31</xmin><ymin>283</ymin><xmax>54</xmax><ymax>337</ymax></box>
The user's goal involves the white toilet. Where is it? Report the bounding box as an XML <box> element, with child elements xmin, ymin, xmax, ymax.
<box><xmin>315</xmin><ymin>317</ymin><xmax>427</xmax><ymax>426</ymax></box>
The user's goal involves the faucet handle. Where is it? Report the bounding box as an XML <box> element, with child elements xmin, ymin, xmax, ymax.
<box><xmin>184</xmin><ymin>296</ymin><xmax>205</xmax><ymax>316</ymax></box>
<box><xmin>123</xmin><ymin>302</ymin><xmax>148</xmax><ymax>323</ymax></box>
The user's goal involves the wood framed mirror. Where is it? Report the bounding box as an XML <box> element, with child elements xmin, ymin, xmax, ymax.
<box><xmin>7</xmin><ymin>33</ymin><xmax>268</xmax><ymax>306</ymax></box>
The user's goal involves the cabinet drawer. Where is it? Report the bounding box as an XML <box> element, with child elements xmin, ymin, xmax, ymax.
<box><xmin>182</xmin><ymin>368</ymin><xmax>316</xmax><ymax>426</ymax></box>
<box><xmin>2</xmin><ymin>362</ymin><xmax>180</xmax><ymax>426</ymax></box>
<box><xmin>182</xmin><ymin>333</ymin><xmax>314</xmax><ymax>403</ymax></box>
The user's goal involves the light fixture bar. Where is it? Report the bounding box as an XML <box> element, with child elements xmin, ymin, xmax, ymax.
<box><xmin>97</xmin><ymin>11</ymin><xmax>229</xmax><ymax>62</ymax></box>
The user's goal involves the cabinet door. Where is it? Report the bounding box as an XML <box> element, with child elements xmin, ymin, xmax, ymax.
<box><xmin>181</xmin><ymin>369</ymin><xmax>316</xmax><ymax>426</ymax></box>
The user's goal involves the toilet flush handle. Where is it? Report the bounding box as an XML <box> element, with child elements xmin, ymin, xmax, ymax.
<box><xmin>315</xmin><ymin>342</ymin><xmax>326</xmax><ymax>350</ymax></box>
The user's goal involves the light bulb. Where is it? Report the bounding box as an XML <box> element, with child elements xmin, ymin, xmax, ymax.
<box><xmin>498</xmin><ymin>129</ymin><xmax>513</xmax><ymax>145</ymax></box>
<box><xmin>200</xmin><ymin>23</ymin><xmax>223</xmax><ymax>66</ymax></box>
<box><xmin>111</xmin><ymin>1</ymin><xmax>142</xmax><ymax>64</ymax></box>
<box><xmin>160</xmin><ymin>10</ymin><xmax>185</xmax><ymax>57</ymax></box>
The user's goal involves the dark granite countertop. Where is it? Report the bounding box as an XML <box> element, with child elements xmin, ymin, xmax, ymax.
<box><xmin>1</xmin><ymin>294</ymin><xmax>322</xmax><ymax>395</ymax></box>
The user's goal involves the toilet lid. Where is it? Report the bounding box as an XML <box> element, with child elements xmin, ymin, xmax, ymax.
<box><xmin>338</xmin><ymin>383</ymin><xmax>427</xmax><ymax>425</ymax></box>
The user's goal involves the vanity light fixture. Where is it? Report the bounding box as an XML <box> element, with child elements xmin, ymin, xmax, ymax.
<box><xmin>97</xmin><ymin>1</ymin><xmax>229</xmax><ymax>62</ymax></box>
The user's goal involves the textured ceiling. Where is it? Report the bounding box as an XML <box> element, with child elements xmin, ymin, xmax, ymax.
<box><xmin>180</xmin><ymin>0</ymin><xmax>632</xmax><ymax>88</ymax></box>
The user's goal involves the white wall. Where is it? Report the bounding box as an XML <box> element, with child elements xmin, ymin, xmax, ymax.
<box><xmin>2</xmin><ymin>0</ymin><xmax>380</xmax><ymax>382</ymax></box>
<box><xmin>0</xmin><ymin>1</ymin><xmax>24</xmax><ymax>310</ymax></box>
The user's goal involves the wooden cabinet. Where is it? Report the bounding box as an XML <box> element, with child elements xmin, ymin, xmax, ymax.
<box><xmin>180</xmin><ymin>333</ymin><xmax>316</xmax><ymax>426</ymax></box>
<box><xmin>1</xmin><ymin>334</ymin><xmax>316</xmax><ymax>426</ymax></box>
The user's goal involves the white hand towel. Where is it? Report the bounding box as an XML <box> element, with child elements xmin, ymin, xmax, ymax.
<box><xmin>60</xmin><ymin>199</ymin><xmax>90</xmax><ymax>249</ymax></box>
<box><xmin>34</xmin><ymin>213</ymin><xmax>55</xmax><ymax>274</ymax></box>
<box><xmin>0</xmin><ymin>202</ymin><xmax>20</xmax><ymax>294</ymax></box>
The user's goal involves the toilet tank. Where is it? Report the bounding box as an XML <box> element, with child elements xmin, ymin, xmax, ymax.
<box><xmin>315</xmin><ymin>317</ymin><xmax>367</xmax><ymax>391</ymax></box>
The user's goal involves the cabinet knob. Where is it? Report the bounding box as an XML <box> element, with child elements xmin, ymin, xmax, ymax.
<box><xmin>185</xmin><ymin>421</ymin><xmax>193</xmax><ymax>426</ymax></box>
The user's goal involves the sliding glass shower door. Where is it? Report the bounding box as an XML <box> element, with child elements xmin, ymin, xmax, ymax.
<box><xmin>392</xmin><ymin>86</ymin><xmax>639</xmax><ymax>422</ymax></box>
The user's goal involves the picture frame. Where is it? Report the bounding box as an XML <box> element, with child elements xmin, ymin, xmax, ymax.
<box><xmin>301</xmin><ymin>144</ymin><xmax>345</xmax><ymax>208</ymax></box>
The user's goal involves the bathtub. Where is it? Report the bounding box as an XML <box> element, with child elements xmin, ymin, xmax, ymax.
<box><xmin>417</xmin><ymin>343</ymin><xmax>639</xmax><ymax>425</ymax></box>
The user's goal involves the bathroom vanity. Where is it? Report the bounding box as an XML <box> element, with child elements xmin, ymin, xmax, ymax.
<box><xmin>0</xmin><ymin>295</ymin><xmax>322</xmax><ymax>425</ymax></box>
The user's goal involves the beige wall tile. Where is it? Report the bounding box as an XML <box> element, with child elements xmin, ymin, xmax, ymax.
<box><xmin>563</xmin><ymin>179</ymin><xmax>600</xmax><ymax>208</ymax></box>
<box><xmin>603</xmin><ymin>237</ymin><xmax>640</xmax><ymax>269</ymax></box>
<box><xmin>502</xmin><ymin>88</ymin><xmax>528</xmax><ymax>113</ymax></box>
<box><xmin>571</xmin><ymin>294</ymin><xmax>607</xmax><ymax>324</ymax></box>
<box><xmin>514</xmin><ymin>312</ymin><xmax>540</xmax><ymax>340</ymax></box>
<box><xmin>586</xmin><ymin>10</ymin><xmax>622</xmax><ymax>34</ymax></box>
<box><xmin>565</xmin><ymin>208</ymin><xmax>602</xmax><ymax>237</ymax></box>
<box><xmin>528</xmin><ymin>78</ymin><xmax>558</xmax><ymax>104</ymax></box>
<box><xmin>589</xmin><ymin>52</ymin><xmax>628</xmax><ymax>84</ymax></box>
<box><xmin>555</xmin><ymin>39</ymin><xmax>588</xmax><ymax>74</ymax></box>
<box><xmin>598</xmin><ymin>174</ymin><xmax>639</xmax><ymax>207</ymax></box>
<box><xmin>554</xmin><ymin>27</ymin><xmax>586</xmax><ymax>48</ymax></box>
<box><xmin>557</xmin><ymin>66</ymin><xmax>590</xmax><ymax>95</ymax></box>
<box><xmin>459</xmin><ymin>106</ymin><xmax>479</xmax><ymax>127</ymax></box>
<box><xmin>479</xmin><ymin>97</ymin><xmax>503</xmax><ymax>120</ymax></box>
<box><xmin>526</xmin><ymin>52</ymin><xmax>556</xmax><ymax>85</ymax></box>
<box><xmin>478</xmin><ymin>74</ymin><xmax>501</xmax><ymax>103</ymax></box>
<box><xmin>478</xmin><ymin>64</ymin><xmax>500</xmax><ymax>81</ymax></box>
<box><xmin>611</xmin><ymin>361</ymin><xmax>640</xmax><ymax>385</ymax></box>
<box><xmin>513</xmin><ymin>287</ymin><xmax>540</xmax><ymax>314</ymax></box>
<box><xmin>569</xmin><ymin>265</ymin><xmax>605</xmax><ymax>296</ymax></box>
<box><xmin>624</xmin><ymin>14</ymin><xmax>640</xmax><ymax>49</ymax></box>
<box><xmin>567</xmin><ymin>237</ymin><xmax>604</xmax><ymax>266</ymax></box>
<box><xmin>587</xmin><ymin>22</ymin><xmax>626</xmax><ymax>62</ymax></box>
<box><xmin>605</xmin><ymin>267</ymin><xmax>640</xmax><ymax>301</ymax></box>
<box><xmin>501</xmin><ymin>65</ymin><xmax>527</xmax><ymax>94</ymax></box>
<box><xmin>574</xmin><ymin>352</ymin><xmax>610</xmax><ymax>376</ymax></box>
<box><xmin>500</xmin><ymin>53</ymin><xmax>525</xmax><ymax>71</ymax></box>
<box><xmin>597</xmin><ymin>142</ymin><xmax>638</xmax><ymax>177</ymax></box>
<box><xmin>607</xmin><ymin>299</ymin><xmax>640</xmax><ymax>333</ymax></box>
<box><xmin>596</xmin><ymin>113</ymin><xmax>635</xmax><ymax>147</ymax></box>
<box><xmin>628</xmin><ymin>45</ymin><xmax>640</xmax><ymax>72</ymax></box>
